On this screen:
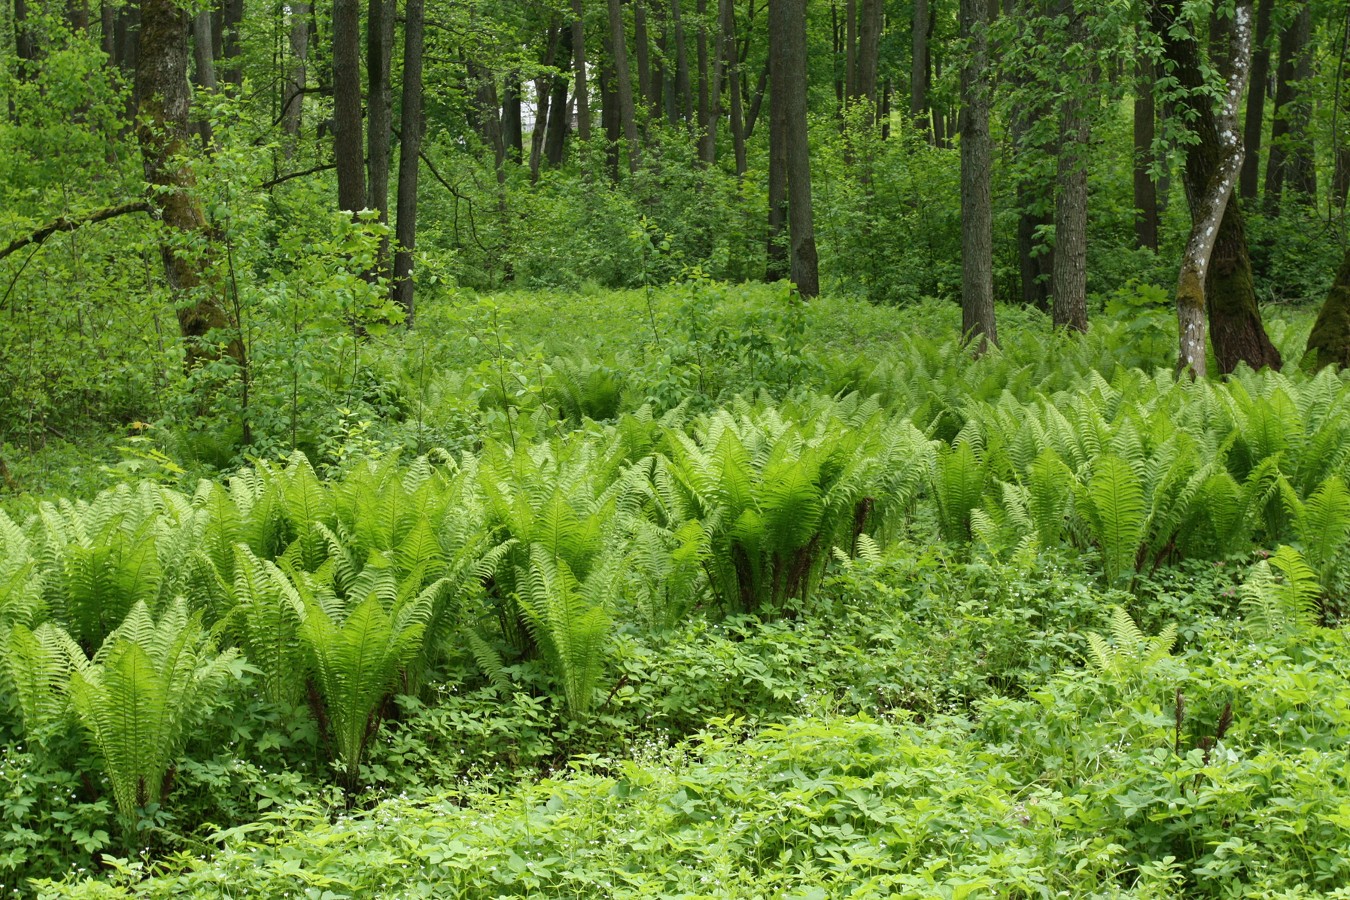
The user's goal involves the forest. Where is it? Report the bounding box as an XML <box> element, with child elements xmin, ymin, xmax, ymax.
<box><xmin>3</xmin><ymin>0</ymin><xmax>1350</xmax><ymax>894</ymax></box>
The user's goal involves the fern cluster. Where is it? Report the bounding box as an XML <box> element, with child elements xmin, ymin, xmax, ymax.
<box><xmin>4</xmin><ymin>368</ymin><xmax>1350</xmax><ymax>827</ymax></box>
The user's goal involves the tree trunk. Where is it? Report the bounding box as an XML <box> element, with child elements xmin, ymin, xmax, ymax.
<box><xmin>721</xmin><ymin>0</ymin><xmax>746</xmax><ymax>175</ymax></box>
<box><xmin>766</xmin><ymin>63</ymin><xmax>788</xmax><ymax>280</ymax></box>
<box><xmin>1306</xmin><ymin>245</ymin><xmax>1350</xmax><ymax>370</ymax></box>
<box><xmin>102</xmin><ymin>1</ymin><xmax>116</xmax><ymax>59</ymax></box>
<box><xmin>608</xmin><ymin>0</ymin><xmax>641</xmax><ymax>173</ymax></box>
<box><xmin>282</xmin><ymin>1</ymin><xmax>309</xmax><ymax>152</ymax></box>
<box><xmin>1134</xmin><ymin>58</ymin><xmax>1158</xmax><ymax>250</ymax></box>
<box><xmin>393</xmin><ymin>0</ymin><xmax>424</xmax><ymax>321</ymax></box>
<box><xmin>332</xmin><ymin>0</ymin><xmax>365</xmax><ymax>214</ymax></box>
<box><xmin>1208</xmin><ymin>202</ymin><xmax>1279</xmax><ymax>373</ymax></box>
<box><xmin>844</xmin><ymin>0</ymin><xmax>856</xmax><ymax>100</ymax></box>
<box><xmin>15</xmin><ymin>0</ymin><xmax>38</xmax><ymax>83</ymax></box>
<box><xmin>856</xmin><ymin>0</ymin><xmax>881</xmax><ymax>109</ymax></box>
<box><xmin>367</xmin><ymin>0</ymin><xmax>394</xmax><ymax>267</ymax></box>
<box><xmin>1051</xmin><ymin>0</ymin><xmax>1089</xmax><ymax>332</ymax></box>
<box><xmin>136</xmin><ymin>0</ymin><xmax>242</xmax><ymax>368</ymax></box>
<box><xmin>1238</xmin><ymin>0</ymin><xmax>1273</xmax><ymax>201</ymax></box>
<box><xmin>502</xmin><ymin>73</ymin><xmax>524</xmax><ymax>164</ymax></box>
<box><xmin>635</xmin><ymin>0</ymin><xmax>654</xmax><ymax>111</ymax></box>
<box><xmin>959</xmin><ymin>0</ymin><xmax>996</xmax><ymax>348</ymax></box>
<box><xmin>572</xmin><ymin>0</ymin><xmax>592</xmax><ymax>143</ymax></box>
<box><xmin>911</xmin><ymin>0</ymin><xmax>931</xmax><ymax>138</ymax></box>
<box><xmin>544</xmin><ymin>28</ymin><xmax>573</xmax><ymax>167</ymax></box>
<box><xmin>1265</xmin><ymin>3</ymin><xmax>1314</xmax><ymax>212</ymax></box>
<box><xmin>600</xmin><ymin>49</ymin><xmax>620</xmax><ymax>179</ymax></box>
<box><xmin>1154</xmin><ymin>0</ymin><xmax>1275</xmax><ymax>376</ymax></box>
<box><xmin>220</xmin><ymin>0</ymin><xmax>242</xmax><ymax>87</ymax></box>
<box><xmin>769</xmin><ymin>0</ymin><xmax>818</xmax><ymax>296</ymax></box>
<box><xmin>671</xmin><ymin>0</ymin><xmax>693</xmax><ymax>122</ymax></box>
<box><xmin>744</xmin><ymin>57</ymin><xmax>768</xmax><ymax>138</ymax></box>
<box><xmin>530</xmin><ymin>23</ymin><xmax>563</xmax><ymax>180</ymax></box>
<box><xmin>697</xmin><ymin>0</ymin><xmax>713</xmax><ymax>159</ymax></box>
<box><xmin>190</xmin><ymin>10</ymin><xmax>217</xmax><ymax>145</ymax></box>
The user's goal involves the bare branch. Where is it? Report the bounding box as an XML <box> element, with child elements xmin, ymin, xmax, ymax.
<box><xmin>0</xmin><ymin>201</ymin><xmax>153</xmax><ymax>263</ymax></box>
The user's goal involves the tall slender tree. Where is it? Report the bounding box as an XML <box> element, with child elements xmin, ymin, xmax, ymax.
<box><xmin>1134</xmin><ymin>58</ymin><xmax>1158</xmax><ymax>250</ymax></box>
<box><xmin>1238</xmin><ymin>0</ymin><xmax>1273</xmax><ymax>201</ymax></box>
<box><xmin>332</xmin><ymin>0</ymin><xmax>365</xmax><ymax>214</ymax></box>
<box><xmin>1051</xmin><ymin>0</ymin><xmax>1089</xmax><ymax>332</ymax></box>
<box><xmin>367</xmin><ymin>0</ymin><xmax>394</xmax><ymax>272</ymax></box>
<box><xmin>572</xmin><ymin>0</ymin><xmax>592</xmax><ymax>143</ymax></box>
<box><xmin>1265</xmin><ymin>1</ymin><xmax>1315</xmax><ymax>211</ymax></box>
<box><xmin>394</xmin><ymin>0</ymin><xmax>424</xmax><ymax>320</ymax></box>
<box><xmin>769</xmin><ymin>0</ymin><xmax>818</xmax><ymax>295</ymax></box>
<box><xmin>608</xmin><ymin>0</ymin><xmax>641</xmax><ymax>173</ymax></box>
<box><xmin>959</xmin><ymin>0</ymin><xmax>997</xmax><ymax>348</ymax></box>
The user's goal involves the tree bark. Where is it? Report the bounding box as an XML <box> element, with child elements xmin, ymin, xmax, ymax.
<box><xmin>844</xmin><ymin>0</ymin><xmax>856</xmax><ymax>99</ymax></box>
<box><xmin>136</xmin><ymin>0</ymin><xmax>242</xmax><ymax>369</ymax></box>
<box><xmin>721</xmin><ymin>0</ymin><xmax>747</xmax><ymax>175</ymax></box>
<box><xmin>697</xmin><ymin>0</ymin><xmax>723</xmax><ymax>163</ymax></box>
<box><xmin>1306</xmin><ymin>245</ymin><xmax>1350</xmax><ymax>370</ymax></box>
<box><xmin>15</xmin><ymin>0</ymin><xmax>38</xmax><ymax>83</ymax></box>
<box><xmin>572</xmin><ymin>0</ymin><xmax>592</xmax><ymax>143</ymax></box>
<box><xmin>1154</xmin><ymin>0</ymin><xmax>1275</xmax><ymax>376</ymax></box>
<box><xmin>671</xmin><ymin>0</ymin><xmax>693</xmax><ymax>122</ymax></box>
<box><xmin>1238</xmin><ymin>0</ymin><xmax>1273</xmax><ymax>201</ymax></box>
<box><xmin>282</xmin><ymin>2</ymin><xmax>310</xmax><ymax>152</ymax></box>
<box><xmin>544</xmin><ymin>28</ymin><xmax>573</xmax><ymax>167</ymax></box>
<box><xmin>530</xmin><ymin>23</ymin><xmax>563</xmax><ymax>180</ymax></box>
<box><xmin>856</xmin><ymin>0</ymin><xmax>881</xmax><ymax>109</ymax></box>
<box><xmin>770</xmin><ymin>0</ymin><xmax>818</xmax><ymax>296</ymax></box>
<box><xmin>1051</xmin><ymin>0</ymin><xmax>1089</xmax><ymax>332</ymax></box>
<box><xmin>220</xmin><ymin>0</ymin><xmax>242</xmax><ymax>87</ymax></box>
<box><xmin>608</xmin><ymin>0</ymin><xmax>641</xmax><ymax>173</ymax></box>
<box><xmin>367</xmin><ymin>0</ymin><xmax>394</xmax><ymax>265</ymax></box>
<box><xmin>600</xmin><ymin>45</ymin><xmax>620</xmax><ymax>179</ymax></box>
<box><xmin>744</xmin><ymin>57</ymin><xmax>768</xmax><ymax>138</ymax></box>
<box><xmin>959</xmin><ymin>0</ymin><xmax>996</xmax><ymax>348</ymax></box>
<box><xmin>766</xmin><ymin>60</ymin><xmax>788</xmax><ymax>280</ymax></box>
<box><xmin>102</xmin><ymin>1</ymin><xmax>116</xmax><ymax>59</ymax></box>
<box><xmin>501</xmin><ymin>73</ymin><xmax>524</xmax><ymax>164</ymax></box>
<box><xmin>697</xmin><ymin>0</ymin><xmax>713</xmax><ymax>159</ymax></box>
<box><xmin>333</xmin><ymin>0</ymin><xmax>365</xmax><ymax>214</ymax></box>
<box><xmin>912</xmin><ymin>0</ymin><xmax>931</xmax><ymax>138</ymax></box>
<box><xmin>635</xmin><ymin>0</ymin><xmax>654</xmax><ymax>111</ymax></box>
<box><xmin>190</xmin><ymin>10</ymin><xmax>217</xmax><ymax>145</ymax></box>
<box><xmin>1134</xmin><ymin>58</ymin><xmax>1158</xmax><ymax>251</ymax></box>
<box><xmin>393</xmin><ymin>0</ymin><xmax>424</xmax><ymax>321</ymax></box>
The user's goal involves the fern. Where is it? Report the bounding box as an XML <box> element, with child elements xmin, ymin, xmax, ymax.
<box><xmin>1290</xmin><ymin>476</ymin><xmax>1350</xmax><ymax>603</ymax></box>
<box><xmin>1085</xmin><ymin>606</ymin><xmax>1176</xmax><ymax>680</ymax></box>
<box><xmin>1241</xmin><ymin>546</ymin><xmax>1322</xmax><ymax>640</ymax></box>
<box><xmin>932</xmin><ymin>438</ymin><xmax>986</xmax><ymax>543</ymax></box>
<box><xmin>296</xmin><ymin>566</ymin><xmax>433</xmax><ymax>791</ymax></box>
<box><xmin>67</xmin><ymin>599</ymin><xmax>242</xmax><ymax>826</ymax></box>
<box><xmin>3</xmin><ymin>622</ymin><xmax>84</xmax><ymax>747</ymax></box>
<box><xmin>222</xmin><ymin>545</ymin><xmax>308</xmax><ymax>706</ymax></box>
<box><xmin>1078</xmin><ymin>455</ymin><xmax>1145</xmax><ymax>587</ymax></box>
<box><xmin>516</xmin><ymin>545</ymin><xmax>615</xmax><ymax>717</ymax></box>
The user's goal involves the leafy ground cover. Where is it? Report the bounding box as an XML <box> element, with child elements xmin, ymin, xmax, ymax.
<box><xmin>2</xmin><ymin>288</ymin><xmax>1349</xmax><ymax>898</ymax></box>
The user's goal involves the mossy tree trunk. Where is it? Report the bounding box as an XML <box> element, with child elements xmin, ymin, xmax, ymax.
<box><xmin>1153</xmin><ymin>0</ymin><xmax>1277</xmax><ymax>376</ymax></box>
<box><xmin>1306</xmin><ymin>246</ymin><xmax>1350</xmax><ymax>370</ymax></box>
<box><xmin>1207</xmin><ymin>200</ymin><xmax>1280</xmax><ymax>373</ymax></box>
<box><xmin>135</xmin><ymin>0</ymin><xmax>243</xmax><ymax>371</ymax></box>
